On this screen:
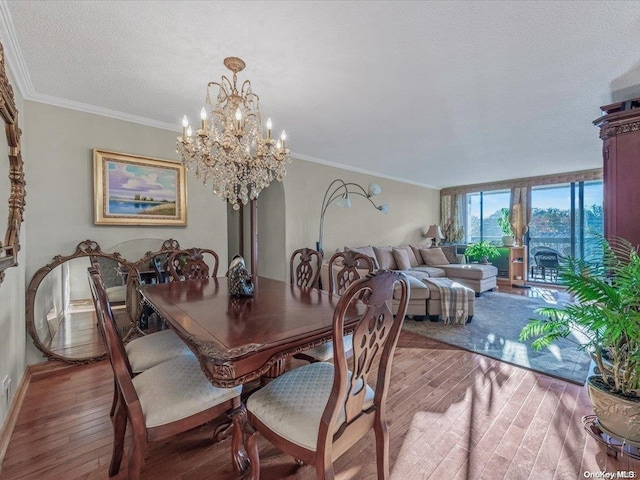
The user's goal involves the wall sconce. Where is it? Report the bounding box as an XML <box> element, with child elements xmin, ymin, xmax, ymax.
<box><xmin>317</xmin><ymin>179</ymin><xmax>388</xmax><ymax>253</ymax></box>
<box><xmin>424</xmin><ymin>224</ymin><xmax>444</xmax><ymax>247</ymax></box>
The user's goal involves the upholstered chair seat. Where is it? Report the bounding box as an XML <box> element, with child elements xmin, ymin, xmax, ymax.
<box><xmin>106</xmin><ymin>285</ymin><xmax>127</xmax><ymax>304</ymax></box>
<box><xmin>246</xmin><ymin>362</ymin><xmax>374</xmax><ymax>450</ymax></box>
<box><xmin>133</xmin><ymin>353</ymin><xmax>242</xmax><ymax>428</ymax></box>
<box><xmin>297</xmin><ymin>335</ymin><xmax>353</xmax><ymax>363</ymax></box>
<box><xmin>125</xmin><ymin>329</ymin><xmax>194</xmax><ymax>374</ymax></box>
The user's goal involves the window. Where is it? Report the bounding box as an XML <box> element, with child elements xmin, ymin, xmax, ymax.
<box><xmin>529</xmin><ymin>181</ymin><xmax>603</xmax><ymax>261</ymax></box>
<box><xmin>465</xmin><ymin>189</ymin><xmax>510</xmax><ymax>243</ymax></box>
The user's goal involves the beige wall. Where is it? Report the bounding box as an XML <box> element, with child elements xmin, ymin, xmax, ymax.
<box><xmin>0</xmin><ymin>98</ymin><xmax>441</xmax><ymax>434</ymax></box>
<box><xmin>280</xmin><ymin>160</ymin><xmax>440</xmax><ymax>280</ymax></box>
<box><xmin>22</xmin><ymin>101</ymin><xmax>229</xmax><ymax>363</ymax></box>
<box><xmin>0</xmin><ymin>66</ymin><xmax>26</xmax><ymax>429</ymax></box>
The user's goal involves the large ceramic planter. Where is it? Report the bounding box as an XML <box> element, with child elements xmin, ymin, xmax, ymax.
<box><xmin>587</xmin><ymin>375</ymin><xmax>640</xmax><ymax>443</ymax></box>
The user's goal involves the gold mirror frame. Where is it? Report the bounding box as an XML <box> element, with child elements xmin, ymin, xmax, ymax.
<box><xmin>26</xmin><ymin>239</ymin><xmax>183</xmax><ymax>364</ymax></box>
<box><xmin>0</xmin><ymin>42</ymin><xmax>26</xmax><ymax>285</ymax></box>
<box><xmin>26</xmin><ymin>240</ymin><xmax>132</xmax><ymax>364</ymax></box>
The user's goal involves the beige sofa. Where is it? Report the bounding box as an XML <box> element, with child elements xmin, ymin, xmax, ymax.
<box><xmin>320</xmin><ymin>244</ymin><xmax>498</xmax><ymax>322</ymax></box>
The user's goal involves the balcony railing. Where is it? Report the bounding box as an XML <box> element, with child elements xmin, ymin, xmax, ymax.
<box><xmin>466</xmin><ymin>235</ymin><xmax>603</xmax><ymax>284</ymax></box>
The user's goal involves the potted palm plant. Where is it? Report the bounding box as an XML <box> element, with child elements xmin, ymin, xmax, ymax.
<box><xmin>464</xmin><ymin>240</ymin><xmax>500</xmax><ymax>264</ymax></box>
<box><xmin>519</xmin><ymin>237</ymin><xmax>640</xmax><ymax>442</ymax></box>
<box><xmin>497</xmin><ymin>208</ymin><xmax>515</xmax><ymax>246</ymax></box>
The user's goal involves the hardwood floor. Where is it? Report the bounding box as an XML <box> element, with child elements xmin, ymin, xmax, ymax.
<box><xmin>3</xmin><ymin>328</ymin><xmax>637</xmax><ymax>479</ymax></box>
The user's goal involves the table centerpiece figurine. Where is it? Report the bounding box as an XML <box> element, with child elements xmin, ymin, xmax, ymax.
<box><xmin>226</xmin><ymin>255</ymin><xmax>254</xmax><ymax>297</ymax></box>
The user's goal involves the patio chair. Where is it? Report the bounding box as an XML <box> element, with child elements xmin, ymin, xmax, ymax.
<box><xmin>530</xmin><ymin>248</ymin><xmax>562</xmax><ymax>282</ymax></box>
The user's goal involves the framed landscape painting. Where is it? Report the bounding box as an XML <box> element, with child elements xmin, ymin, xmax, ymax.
<box><xmin>93</xmin><ymin>149</ymin><xmax>187</xmax><ymax>226</ymax></box>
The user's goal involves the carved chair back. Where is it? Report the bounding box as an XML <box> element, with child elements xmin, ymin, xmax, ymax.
<box><xmin>321</xmin><ymin>270</ymin><xmax>408</xmax><ymax>475</ymax></box>
<box><xmin>245</xmin><ymin>270</ymin><xmax>410</xmax><ymax>478</ymax></box>
<box><xmin>290</xmin><ymin>248</ymin><xmax>323</xmax><ymax>288</ymax></box>
<box><xmin>123</xmin><ymin>240</ymin><xmax>182</xmax><ymax>335</ymax></box>
<box><xmin>88</xmin><ymin>268</ymin><xmax>134</xmax><ymax>378</ymax></box>
<box><xmin>89</xmin><ymin>266</ymin><xmax>241</xmax><ymax>480</ymax></box>
<box><xmin>168</xmin><ymin>247</ymin><xmax>219</xmax><ymax>282</ymax></box>
<box><xmin>327</xmin><ymin>250</ymin><xmax>374</xmax><ymax>295</ymax></box>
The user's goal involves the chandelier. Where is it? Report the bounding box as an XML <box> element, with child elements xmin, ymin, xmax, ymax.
<box><xmin>177</xmin><ymin>57</ymin><xmax>290</xmax><ymax>210</ymax></box>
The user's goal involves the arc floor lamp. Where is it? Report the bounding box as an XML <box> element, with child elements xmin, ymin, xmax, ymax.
<box><xmin>317</xmin><ymin>179</ymin><xmax>389</xmax><ymax>253</ymax></box>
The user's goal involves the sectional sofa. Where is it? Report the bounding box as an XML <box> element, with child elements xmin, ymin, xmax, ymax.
<box><xmin>320</xmin><ymin>244</ymin><xmax>498</xmax><ymax>321</ymax></box>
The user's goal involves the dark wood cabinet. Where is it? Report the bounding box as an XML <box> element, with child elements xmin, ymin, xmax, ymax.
<box><xmin>594</xmin><ymin>98</ymin><xmax>640</xmax><ymax>247</ymax></box>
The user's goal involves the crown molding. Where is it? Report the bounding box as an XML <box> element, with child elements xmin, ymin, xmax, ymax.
<box><xmin>0</xmin><ymin>0</ymin><xmax>35</xmax><ymax>97</ymax></box>
<box><xmin>0</xmin><ymin>1</ymin><xmax>438</xmax><ymax>191</ymax></box>
<box><xmin>291</xmin><ymin>152</ymin><xmax>439</xmax><ymax>191</ymax></box>
<box><xmin>27</xmin><ymin>92</ymin><xmax>180</xmax><ymax>132</ymax></box>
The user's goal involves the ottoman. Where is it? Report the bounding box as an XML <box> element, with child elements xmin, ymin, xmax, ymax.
<box><xmin>422</xmin><ymin>278</ymin><xmax>475</xmax><ymax>323</ymax></box>
<box><xmin>436</xmin><ymin>263</ymin><xmax>498</xmax><ymax>295</ymax></box>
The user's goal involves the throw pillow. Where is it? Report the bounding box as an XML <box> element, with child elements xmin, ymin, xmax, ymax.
<box><xmin>439</xmin><ymin>245</ymin><xmax>459</xmax><ymax>264</ymax></box>
<box><xmin>410</xmin><ymin>245</ymin><xmax>425</xmax><ymax>265</ymax></box>
<box><xmin>373</xmin><ymin>246</ymin><xmax>397</xmax><ymax>270</ymax></box>
<box><xmin>392</xmin><ymin>248</ymin><xmax>412</xmax><ymax>270</ymax></box>
<box><xmin>420</xmin><ymin>247</ymin><xmax>450</xmax><ymax>266</ymax></box>
<box><xmin>344</xmin><ymin>245</ymin><xmax>379</xmax><ymax>269</ymax></box>
<box><xmin>399</xmin><ymin>245</ymin><xmax>420</xmax><ymax>267</ymax></box>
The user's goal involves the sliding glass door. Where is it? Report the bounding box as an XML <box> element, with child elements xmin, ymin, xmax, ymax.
<box><xmin>528</xmin><ymin>180</ymin><xmax>603</xmax><ymax>281</ymax></box>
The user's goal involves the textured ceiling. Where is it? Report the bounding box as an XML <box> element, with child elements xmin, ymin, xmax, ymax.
<box><xmin>2</xmin><ymin>1</ymin><xmax>640</xmax><ymax>189</ymax></box>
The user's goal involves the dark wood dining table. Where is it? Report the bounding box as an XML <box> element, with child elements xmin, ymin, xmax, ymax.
<box><xmin>139</xmin><ymin>276</ymin><xmax>363</xmax><ymax>388</ymax></box>
<box><xmin>140</xmin><ymin>275</ymin><xmax>363</xmax><ymax>474</ymax></box>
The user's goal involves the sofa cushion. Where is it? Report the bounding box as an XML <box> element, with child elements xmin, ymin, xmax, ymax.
<box><xmin>438</xmin><ymin>263</ymin><xmax>498</xmax><ymax>280</ymax></box>
<box><xmin>392</xmin><ymin>248</ymin><xmax>412</xmax><ymax>270</ymax></box>
<box><xmin>344</xmin><ymin>245</ymin><xmax>379</xmax><ymax>269</ymax></box>
<box><xmin>406</xmin><ymin>266</ymin><xmax>447</xmax><ymax>278</ymax></box>
<box><xmin>394</xmin><ymin>273</ymin><xmax>430</xmax><ymax>300</ymax></box>
<box><xmin>420</xmin><ymin>248</ymin><xmax>450</xmax><ymax>266</ymax></box>
<box><xmin>373</xmin><ymin>246</ymin><xmax>397</xmax><ymax>270</ymax></box>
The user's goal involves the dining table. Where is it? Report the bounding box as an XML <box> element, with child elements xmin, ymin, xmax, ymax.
<box><xmin>139</xmin><ymin>275</ymin><xmax>363</xmax><ymax>474</ymax></box>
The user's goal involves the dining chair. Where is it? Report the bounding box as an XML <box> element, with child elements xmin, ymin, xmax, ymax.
<box><xmin>244</xmin><ymin>270</ymin><xmax>410</xmax><ymax>480</ymax></box>
<box><xmin>297</xmin><ymin>251</ymin><xmax>375</xmax><ymax>363</ymax></box>
<box><xmin>167</xmin><ymin>247</ymin><xmax>219</xmax><ymax>281</ymax></box>
<box><xmin>88</xmin><ymin>267</ymin><xmax>242</xmax><ymax>480</ymax></box>
<box><xmin>327</xmin><ymin>250</ymin><xmax>375</xmax><ymax>295</ymax></box>
<box><xmin>89</xmin><ymin>266</ymin><xmax>194</xmax><ymax>416</ymax></box>
<box><xmin>290</xmin><ymin>247</ymin><xmax>323</xmax><ymax>288</ymax></box>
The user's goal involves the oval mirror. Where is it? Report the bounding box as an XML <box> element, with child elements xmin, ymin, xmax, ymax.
<box><xmin>0</xmin><ymin>41</ymin><xmax>26</xmax><ymax>285</ymax></box>
<box><xmin>26</xmin><ymin>238</ymin><xmax>182</xmax><ymax>364</ymax></box>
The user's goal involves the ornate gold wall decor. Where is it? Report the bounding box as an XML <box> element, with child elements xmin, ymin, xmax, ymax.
<box><xmin>0</xmin><ymin>41</ymin><xmax>26</xmax><ymax>285</ymax></box>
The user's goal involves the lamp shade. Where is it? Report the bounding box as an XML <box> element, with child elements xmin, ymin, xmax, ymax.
<box><xmin>335</xmin><ymin>195</ymin><xmax>352</xmax><ymax>208</ymax></box>
<box><xmin>425</xmin><ymin>225</ymin><xmax>444</xmax><ymax>240</ymax></box>
<box><xmin>367</xmin><ymin>183</ymin><xmax>382</xmax><ymax>196</ymax></box>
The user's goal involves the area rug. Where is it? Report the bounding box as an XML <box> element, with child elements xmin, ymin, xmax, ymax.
<box><xmin>402</xmin><ymin>291</ymin><xmax>592</xmax><ymax>385</ymax></box>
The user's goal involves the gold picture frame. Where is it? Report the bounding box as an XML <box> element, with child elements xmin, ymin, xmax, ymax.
<box><xmin>93</xmin><ymin>149</ymin><xmax>187</xmax><ymax>226</ymax></box>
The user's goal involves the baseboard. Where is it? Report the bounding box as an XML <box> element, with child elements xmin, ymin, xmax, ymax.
<box><xmin>0</xmin><ymin>365</ymin><xmax>32</xmax><ymax>474</ymax></box>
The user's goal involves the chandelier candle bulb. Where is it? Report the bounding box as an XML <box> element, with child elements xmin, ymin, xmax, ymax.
<box><xmin>200</xmin><ymin>108</ymin><xmax>207</xmax><ymax>129</ymax></box>
<box><xmin>266</xmin><ymin>118</ymin><xmax>272</xmax><ymax>139</ymax></box>
<box><xmin>280</xmin><ymin>130</ymin><xmax>286</xmax><ymax>150</ymax></box>
<box><xmin>181</xmin><ymin>115</ymin><xmax>189</xmax><ymax>137</ymax></box>
<box><xmin>235</xmin><ymin>108</ymin><xmax>242</xmax><ymax>130</ymax></box>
